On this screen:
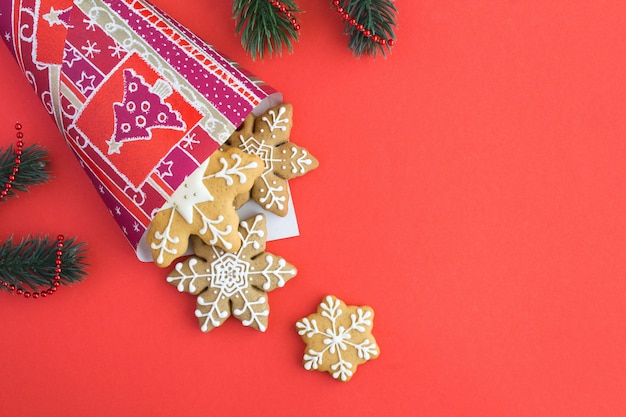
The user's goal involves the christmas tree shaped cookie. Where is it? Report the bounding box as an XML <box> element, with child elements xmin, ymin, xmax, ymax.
<box><xmin>226</xmin><ymin>103</ymin><xmax>318</xmax><ymax>216</ymax></box>
<box><xmin>146</xmin><ymin>147</ymin><xmax>263</xmax><ymax>267</ymax></box>
<box><xmin>166</xmin><ymin>214</ymin><xmax>297</xmax><ymax>332</ymax></box>
<box><xmin>107</xmin><ymin>68</ymin><xmax>185</xmax><ymax>154</ymax></box>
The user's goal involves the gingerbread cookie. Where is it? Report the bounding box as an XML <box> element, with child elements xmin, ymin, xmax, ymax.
<box><xmin>166</xmin><ymin>214</ymin><xmax>297</xmax><ymax>332</ymax></box>
<box><xmin>146</xmin><ymin>147</ymin><xmax>263</xmax><ymax>267</ymax></box>
<box><xmin>296</xmin><ymin>295</ymin><xmax>380</xmax><ymax>382</ymax></box>
<box><xmin>226</xmin><ymin>103</ymin><xmax>318</xmax><ymax>216</ymax></box>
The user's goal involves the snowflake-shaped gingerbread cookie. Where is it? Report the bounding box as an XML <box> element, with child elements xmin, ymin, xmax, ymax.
<box><xmin>296</xmin><ymin>295</ymin><xmax>380</xmax><ymax>382</ymax></box>
<box><xmin>226</xmin><ymin>103</ymin><xmax>318</xmax><ymax>216</ymax></box>
<box><xmin>166</xmin><ymin>214</ymin><xmax>297</xmax><ymax>332</ymax></box>
<box><xmin>146</xmin><ymin>147</ymin><xmax>263</xmax><ymax>267</ymax></box>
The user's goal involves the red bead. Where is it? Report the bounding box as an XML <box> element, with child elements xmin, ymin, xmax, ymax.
<box><xmin>5</xmin><ymin>183</ymin><xmax>11</xmax><ymax>190</ymax></box>
<box><xmin>279</xmin><ymin>5</ymin><xmax>286</xmax><ymax>13</ymax></box>
<box><xmin>53</xmin><ymin>281</ymin><xmax>61</xmax><ymax>287</ymax></box>
<box><xmin>8</xmin><ymin>175</ymin><xmax>15</xmax><ymax>182</ymax></box>
<box><xmin>16</xmin><ymin>289</ymin><xmax>24</xmax><ymax>295</ymax></box>
<box><xmin>350</xmin><ymin>18</ymin><xmax>356</xmax><ymax>26</ymax></box>
<box><xmin>342</xmin><ymin>12</ymin><xmax>350</xmax><ymax>20</ymax></box>
<box><xmin>372</xmin><ymin>35</ymin><xmax>380</xmax><ymax>42</ymax></box>
<box><xmin>14</xmin><ymin>122</ymin><xmax>22</xmax><ymax>130</ymax></box>
<box><xmin>380</xmin><ymin>39</ymin><xmax>387</xmax><ymax>45</ymax></box>
<box><xmin>388</xmin><ymin>39</ymin><xmax>395</xmax><ymax>46</ymax></box>
<box><xmin>16</xmin><ymin>140</ymin><xmax>23</xmax><ymax>147</ymax></box>
<box><xmin>333</xmin><ymin>0</ymin><xmax>340</xmax><ymax>6</ymax></box>
<box><xmin>364</xmin><ymin>30</ymin><xmax>371</xmax><ymax>37</ymax></box>
<box><xmin>32</xmin><ymin>293</ymin><xmax>39</xmax><ymax>299</ymax></box>
<box><xmin>47</xmin><ymin>289</ymin><xmax>54</xmax><ymax>295</ymax></box>
<box><xmin>2</xmin><ymin>282</ymin><xmax>8</xmax><ymax>287</ymax></box>
<box><xmin>55</xmin><ymin>267</ymin><xmax>62</xmax><ymax>274</ymax></box>
<box><xmin>357</xmin><ymin>24</ymin><xmax>364</xmax><ymax>31</ymax></box>
<box><xmin>294</xmin><ymin>24</ymin><xmax>301</xmax><ymax>31</ymax></box>
<box><xmin>1</xmin><ymin>191</ymin><xmax>7</xmax><ymax>197</ymax></box>
<box><xmin>55</xmin><ymin>259</ymin><xmax>62</xmax><ymax>266</ymax></box>
<box><xmin>40</xmin><ymin>291</ymin><xmax>47</xmax><ymax>297</ymax></box>
<box><xmin>286</xmin><ymin>12</ymin><xmax>292</xmax><ymax>18</ymax></box>
<box><xmin>56</xmin><ymin>250</ymin><xmax>63</xmax><ymax>256</ymax></box>
<box><xmin>336</xmin><ymin>7</ymin><xmax>344</xmax><ymax>13</ymax></box>
<box><xmin>14</xmin><ymin>157</ymin><xmax>20</xmax><ymax>164</ymax></box>
<box><xmin>57</xmin><ymin>234</ymin><xmax>65</xmax><ymax>241</ymax></box>
<box><xmin>15</xmin><ymin>149</ymin><xmax>22</xmax><ymax>157</ymax></box>
<box><xmin>24</xmin><ymin>292</ymin><xmax>31</xmax><ymax>298</ymax></box>
<box><xmin>16</xmin><ymin>131</ymin><xmax>24</xmax><ymax>139</ymax></box>
<box><xmin>290</xmin><ymin>17</ymin><xmax>297</xmax><ymax>24</ymax></box>
<box><xmin>9</xmin><ymin>285</ymin><xmax>16</xmax><ymax>291</ymax></box>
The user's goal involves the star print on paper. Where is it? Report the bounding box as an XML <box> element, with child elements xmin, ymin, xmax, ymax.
<box><xmin>296</xmin><ymin>295</ymin><xmax>380</xmax><ymax>382</ymax></box>
<box><xmin>107</xmin><ymin>69</ymin><xmax>185</xmax><ymax>155</ymax></box>
<box><xmin>146</xmin><ymin>147</ymin><xmax>263</xmax><ymax>268</ymax></box>
<box><xmin>166</xmin><ymin>214</ymin><xmax>297</xmax><ymax>332</ymax></box>
<box><xmin>226</xmin><ymin>103</ymin><xmax>318</xmax><ymax>216</ymax></box>
<box><xmin>76</xmin><ymin>71</ymin><xmax>96</xmax><ymax>95</ymax></box>
<box><xmin>43</xmin><ymin>6</ymin><xmax>72</xmax><ymax>28</ymax></box>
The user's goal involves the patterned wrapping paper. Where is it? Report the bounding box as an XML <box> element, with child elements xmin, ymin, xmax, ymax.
<box><xmin>0</xmin><ymin>0</ymin><xmax>282</xmax><ymax>259</ymax></box>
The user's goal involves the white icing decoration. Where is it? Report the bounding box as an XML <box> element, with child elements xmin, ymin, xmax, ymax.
<box><xmin>161</xmin><ymin>159</ymin><xmax>213</xmax><ymax>224</ymax></box>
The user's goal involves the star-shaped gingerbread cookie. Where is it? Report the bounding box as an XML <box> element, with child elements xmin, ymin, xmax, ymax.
<box><xmin>226</xmin><ymin>103</ymin><xmax>318</xmax><ymax>216</ymax></box>
<box><xmin>166</xmin><ymin>214</ymin><xmax>297</xmax><ymax>332</ymax></box>
<box><xmin>146</xmin><ymin>147</ymin><xmax>263</xmax><ymax>267</ymax></box>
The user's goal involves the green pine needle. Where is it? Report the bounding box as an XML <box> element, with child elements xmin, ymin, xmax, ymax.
<box><xmin>340</xmin><ymin>0</ymin><xmax>398</xmax><ymax>58</ymax></box>
<box><xmin>0</xmin><ymin>142</ymin><xmax>50</xmax><ymax>200</ymax></box>
<box><xmin>0</xmin><ymin>235</ymin><xmax>88</xmax><ymax>291</ymax></box>
<box><xmin>233</xmin><ymin>0</ymin><xmax>301</xmax><ymax>59</ymax></box>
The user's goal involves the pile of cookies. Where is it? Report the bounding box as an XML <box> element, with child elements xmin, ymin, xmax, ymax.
<box><xmin>145</xmin><ymin>103</ymin><xmax>379</xmax><ymax>381</ymax></box>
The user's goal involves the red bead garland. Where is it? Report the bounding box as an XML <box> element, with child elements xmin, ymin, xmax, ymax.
<box><xmin>269</xmin><ymin>0</ymin><xmax>301</xmax><ymax>31</ymax></box>
<box><xmin>0</xmin><ymin>235</ymin><xmax>65</xmax><ymax>299</ymax></box>
<box><xmin>1</xmin><ymin>122</ymin><xmax>24</xmax><ymax>201</ymax></box>
<box><xmin>331</xmin><ymin>0</ymin><xmax>396</xmax><ymax>47</ymax></box>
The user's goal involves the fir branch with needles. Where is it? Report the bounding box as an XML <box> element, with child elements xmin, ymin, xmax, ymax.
<box><xmin>336</xmin><ymin>0</ymin><xmax>398</xmax><ymax>57</ymax></box>
<box><xmin>0</xmin><ymin>142</ymin><xmax>50</xmax><ymax>200</ymax></box>
<box><xmin>233</xmin><ymin>0</ymin><xmax>301</xmax><ymax>59</ymax></box>
<box><xmin>0</xmin><ymin>235</ymin><xmax>88</xmax><ymax>292</ymax></box>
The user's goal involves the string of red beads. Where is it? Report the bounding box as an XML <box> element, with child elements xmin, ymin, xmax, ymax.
<box><xmin>0</xmin><ymin>235</ymin><xmax>65</xmax><ymax>299</ymax></box>
<box><xmin>1</xmin><ymin>122</ymin><xmax>24</xmax><ymax>201</ymax></box>
<box><xmin>269</xmin><ymin>0</ymin><xmax>301</xmax><ymax>31</ymax></box>
<box><xmin>331</xmin><ymin>0</ymin><xmax>396</xmax><ymax>47</ymax></box>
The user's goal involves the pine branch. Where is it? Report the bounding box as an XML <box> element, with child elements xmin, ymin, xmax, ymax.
<box><xmin>338</xmin><ymin>0</ymin><xmax>398</xmax><ymax>58</ymax></box>
<box><xmin>0</xmin><ymin>235</ymin><xmax>88</xmax><ymax>292</ymax></box>
<box><xmin>233</xmin><ymin>0</ymin><xmax>301</xmax><ymax>59</ymax></box>
<box><xmin>0</xmin><ymin>142</ymin><xmax>50</xmax><ymax>200</ymax></box>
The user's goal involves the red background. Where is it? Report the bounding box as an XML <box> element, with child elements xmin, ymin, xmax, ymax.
<box><xmin>1</xmin><ymin>1</ymin><xmax>626</xmax><ymax>416</ymax></box>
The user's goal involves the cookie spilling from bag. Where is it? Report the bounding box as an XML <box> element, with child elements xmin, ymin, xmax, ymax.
<box><xmin>225</xmin><ymin>103</ymin><xmax>319</xmax><ymax>217</ymax></box>
<box><xmin>166</xmin><ymin>214</ymin><xmax>297</xmax><ymax>332</ymax></box>
<box><xmin>146</xmin><ymin>147</ymin><xmax>263</xmax><ymax>268</ymax></box>
<box><xmin>145</xmin><ymin>103</ymin><xmax>317</xmax><ymax>268</ymax></box>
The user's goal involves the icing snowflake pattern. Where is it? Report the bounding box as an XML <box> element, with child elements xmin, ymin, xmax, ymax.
<box><xmin>227</xmin><ymin>103</ymin><xmax>318</xmax><ymax>216</ymax></box>
<box><xmin>146</xmin><ymin>147</ymin><xmax>263</xmax><ymax>267</ymax></box>
<box><xmin>166</xmin><ymin>214</ymin><xmax>297</xmax><ymax>332</ymax></box>
<box><xmin>296</xmin><ymin>295</ymin><xmax>380</xmax><ymax>382</ymax></box>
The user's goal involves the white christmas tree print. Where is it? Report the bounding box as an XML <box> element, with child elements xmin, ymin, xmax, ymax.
<box><xmin>296</xmin><ymin>295</ymin><xmax>380</xmax><ymax>382</ymax></box>
<box><xmin>107</xmin><ymin>69</ymin><xmax>185</xmax><ymax>154</ymax></box>
<box><xmin>166</xmin><ymin>214</ymin><xmax>297</xmax><ymax>332</ymax></box>
<box><xmin>146</xmin><ymin>147</ymin><xmax>263</xmax><ymax>268</ymax></box>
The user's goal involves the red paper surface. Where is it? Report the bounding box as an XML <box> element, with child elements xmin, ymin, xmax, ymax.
<box><xmin>1</xmin><ymin>1</ymin><xmax>626</xmax><ymax>416</ymax></box>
